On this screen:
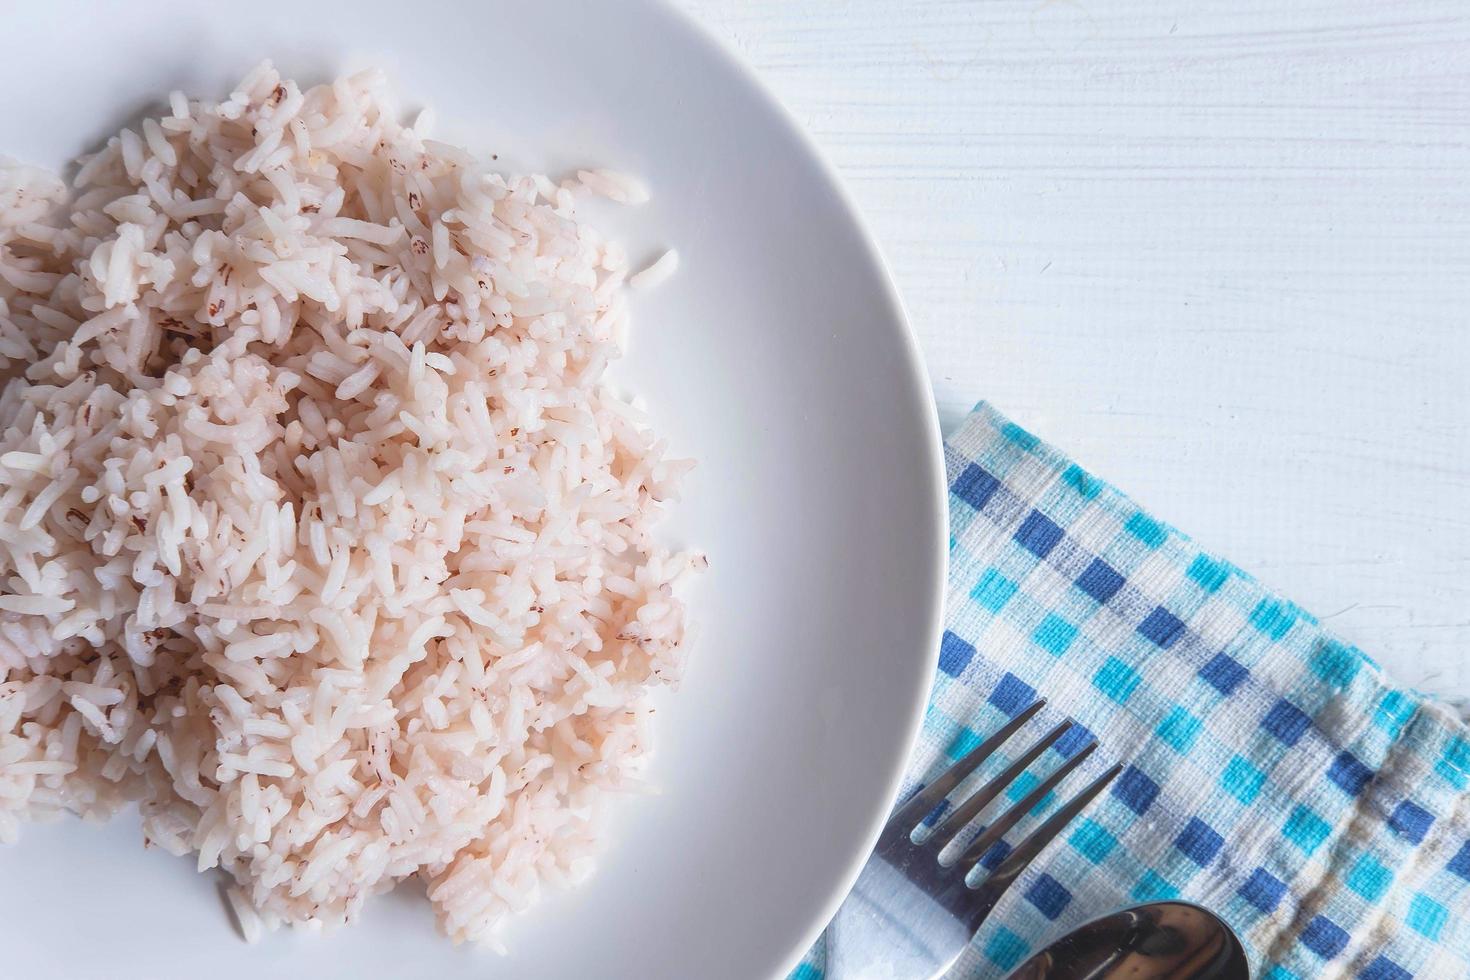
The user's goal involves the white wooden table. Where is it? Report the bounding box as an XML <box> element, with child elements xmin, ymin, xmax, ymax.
<box><xmin>682</xmin><ymin>0</ymin><xmax>1470</xmax><ymax>711</ymax></box>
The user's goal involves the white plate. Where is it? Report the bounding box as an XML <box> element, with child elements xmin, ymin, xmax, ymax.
<box><xmin>0</xmin><ymin>2</ymin><xmax>946</xmax><ymax>976</ymax></box>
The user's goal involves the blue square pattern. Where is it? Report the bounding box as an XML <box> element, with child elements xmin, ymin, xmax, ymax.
<box><xmin>945</xmin><ymin>727</ymin><xmax>982</xmax><ymax>762</ymax></box>
<box><xmin>1310</xmin><ymin>638</ymin><xmax>1361</xmax><ymax>689</ymax></box>
<box><xmin>1174</xmin><ymin>817</ymin><xmax>1225</xmax><ymax>866</ymax></box>
<box><xmin>1006</xmin><ymin>770</ymin><xmax>1042</xmax><ymax>806</ymax></box>
<box><xmin>1199</xmin><ymin>653</ymin><xmax>1250</xmax><ymax>696</ymax></box>
<box><xmin>1076</xmin><ymin>559</ymin><xmax>1125</xmax><ymax>604</ymax></box>
<box><xmin>1221</xmin><ymin>756</ymin><xmax>1266</xmax><ymax>805</ymax></box>
<box><xmin>789</xmin><ymin>964</ymin><xmax>821</xmax><ymax>980</ymax></box>
<box><xmin>1011</xmin><ymin>775</ymin><xmax>1046</xmax><ymax>805</ymax></box>
<box><xmin>1156</xmin><ymin>707</ymin><xmax>1203</xmax><ymax>754</ymax></box>
<box><xmin>1053</xmin><ymin>722</ymin><xmax>1095</xmax><ymax>760</ymax></box>
<box><xmin>1249</xmin><ymin>598</ymin><xmax>1299</xmax><ymax>640</ymax></box>
<box><xmin>1346</xmin><ymin>855</ymin><xmax>1393</xmax><ymax>902</ymax></box>
<box><xmin>1112</xmin><ymin>766</ymin><xmax>1160</xmax><ymax>816</ymax></box>
<box><xmin>1361</xmin><ymin>956</ymin><xmax>1413</xmax><ymax>980</ymax></box>
<box><xmin>1137</xmin><ymin>606</ymin><xmax>1186</xmax><ymax>649</ymax></box>
<box><xmin>1094</xmin><ymin>657</ymin><xmax>1142</xmax><ymax>704</ymax></box>
<box><xmin>1069</xmin><ymin>818</ymin><xmax>1118</xmax><ymax>864</ymax></box>
<box><xmin>1327</xmin><ymin>752</ymin><xmax>1375</xmax><ymax>797</ymax></box>
<box><xmin>1407</xmin><ymin>894</ymin><xmax>1448</xmax><ymax>941</ymax></box>
<box><xmin>1131</xmin><ymin>870</ymin><xmax>1179</xmax><ymax>902</ymax></box>
<box><xmin>953</xmin><ymin>463</ymin><xmax>1000</xmax><ymax>511</ymax></box>
<box><xmin>1238</xmin><ymin>868</ymin><xmax>1287</xmax><ymax>913</ymax></box>
<box><xmin>973</xmin><ymin>569</ymin><xmax>1019</xmax><ymax>612</ymax></box>
<box><xmin>1261</xmin><ymin>699</ymin><xmax>1312</xmax><ymax>747</ymax></box>
<box><xmin>978</xmin><ymin>838</ymin><xmax>1012</xmax><ymax>872</ymax></box>
<box><xmin>1439</xmin><ymin>736</ymin><xmax>1470</xmax><ymax>790</ymax></box>
<box><xmin>1388</xmin><ymin>800</ymin><xmax>1435</xmax><ymax>844</ymax></box>
<box><xmin>1060</xmin><ymin>462</ymin><xmax>1102</xmax><ymax>500</ymax></box>
<box><xmin>1125</xmin><ymin>511</ymin><xmax>1168</xmax><ymax>548</ymax></box>
<box><xmin>1262</xmin><ymin>969</ymin><xmax>1300</xmax><ymax>980</ymax></box>
<box><xmin>989</xmin><ymin>672</ymin><xmax>1038</xmax><ymax>717</ymax></box>
<box><xmin>1024</xmin><ymin>873</ymin><xmax>1073</xmax><ymax>920</ymax></box>
<box><xmin>938</xmin><ymin>630</ymin><xmax>976</xmax><ymax>678</ymax></box>
<box><xmin>1186</xmin><ymin>554</ymin><xmax>1232</xmax><ymax>594</ymax></box>
<box><xmin>1300</xmin><ymin>915</ymin><xmax>1350</xmax><ymax>960</ymax></box>
<box><xmin>1449</xmin><ymin>840</ymin><xmax>1470</xmax><ymax>881</ymax></box>
<box><xmin>984</xmin><ymin>927</ymin><xmax>1030</xmax><ymax>973</ymax></box>
<box><xmin>920</xmin><ymin>799</ymin><xmax>949</xmax><ymax>827</ymax></box>
<box><xmin>1000</xmin><ymin>421</ymin><xmax>1040</xmax><ymax>451</ymax></box>
<box><xmin>1014</xmin><ymin>509</ymin><xmax>1064</xmax><ymax>559</ymax></box>
<box><xmin>1283</xmin><ymin>805</ymin><xmax>1332</xmax><ymax>856</ymax></box>
<box><xmin>1033</xmin><ymin>613</ymin><xmax>1079</xmax><ymax>656</ymax></box>
<box><xmin>1376</xmin><ymin>690</ymin><xmax>1418</xmax><ymax>738</ymax></box>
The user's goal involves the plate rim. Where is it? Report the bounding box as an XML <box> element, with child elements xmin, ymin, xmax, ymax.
<box><xmin>651</xmin><ymin>2</ymin><xmax>951</xmax><ymax>974</ymax></box>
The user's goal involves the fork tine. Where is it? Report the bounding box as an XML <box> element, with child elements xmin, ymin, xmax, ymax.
<box><xmin>890</xmin><ymin>699</ymin><xmax>1047</xmax><ymax>830</ymax></box>
<box><xmin>926</xmin><ymin>720</ymin><xmax>1071</xmax><ymax>851</ymax></box>
<box><xmin>954</xmin><ymin>740</ymin><xmax>1099</xmax><ymax>868</ymax></box>
<box><xmin>966</xmin><ymin>762</ymin><xmax>1124</xmax><ymax>924</ymax></box>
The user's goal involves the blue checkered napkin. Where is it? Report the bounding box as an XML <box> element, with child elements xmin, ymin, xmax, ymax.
<box><xmin>794</xmin><ymin>402</ymin><xmax>1470</xmax><ymax>980</ymax></box>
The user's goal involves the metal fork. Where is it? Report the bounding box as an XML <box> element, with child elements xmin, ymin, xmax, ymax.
<box><xmin>827</xmin><ymin>700</ymin><xmax>1122</xmax><ymax>979</ymax></box>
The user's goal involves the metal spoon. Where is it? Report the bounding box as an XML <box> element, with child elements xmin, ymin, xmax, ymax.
<box><xmin>1003</xmin><ymin>901</ymin><xmax>1250</xmax><ymax>979</ymax></box>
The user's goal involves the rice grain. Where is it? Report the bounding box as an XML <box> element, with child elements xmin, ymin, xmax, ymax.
<box><xmin>0</xmin><ymin>62</ymin><xmax>694</xmax><ymax>947</ymax></box>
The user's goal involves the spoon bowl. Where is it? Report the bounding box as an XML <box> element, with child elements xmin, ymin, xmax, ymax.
<box><xmin>1004</xmin><ymin>901</ymin><xmax>1250</xmax><ymax>980</ymax></box>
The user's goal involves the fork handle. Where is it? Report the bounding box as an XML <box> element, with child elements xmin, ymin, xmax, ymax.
<box><xmin>827</xmin><ymin>857</ymin><xmax>970</xmax><ymax>980</ymax></box>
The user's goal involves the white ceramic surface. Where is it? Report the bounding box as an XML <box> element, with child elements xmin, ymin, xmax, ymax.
<box><xmin>0</xmin><ymin>2</ymin><xmax>947</xmax><ymax>977</ymax></box>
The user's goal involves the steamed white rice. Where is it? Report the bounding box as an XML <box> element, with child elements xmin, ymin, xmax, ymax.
<box><xmin>0</xmin><ymin>62</ymin><xmax>695</xmax><ymax>946</ymax></box>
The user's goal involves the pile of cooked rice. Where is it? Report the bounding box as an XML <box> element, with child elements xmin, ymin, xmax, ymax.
<box><xmin>0</xmin><ymin>62</ymin><xmax>696</xmax><ymax>945</ymax></box>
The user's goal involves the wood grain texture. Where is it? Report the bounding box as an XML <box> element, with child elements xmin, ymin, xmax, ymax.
<box><xmin>680</xmin><ymin>0</ymin><xmax>1470</xmax><ymax>710</ymax></box>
